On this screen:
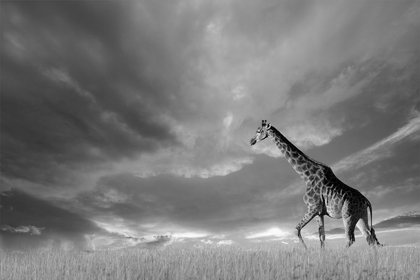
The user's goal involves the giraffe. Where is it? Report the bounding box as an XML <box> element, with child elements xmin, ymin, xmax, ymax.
<box><xmin>250</xmin><ymin>120</ymin><xmax>381</xmax><ymax>248</ymax></box>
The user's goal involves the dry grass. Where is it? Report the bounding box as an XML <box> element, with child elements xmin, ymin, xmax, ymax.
<box><xmin>1</xmin><ymin>244</ymin><xmax>419</xmax><ymax>280</ymax></box>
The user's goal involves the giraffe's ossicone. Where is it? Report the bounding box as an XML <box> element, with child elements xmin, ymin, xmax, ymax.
<box><xmin>250</xmin><ymin>120</ymin><xmax>381</xmax><ymax>248</ymax></box>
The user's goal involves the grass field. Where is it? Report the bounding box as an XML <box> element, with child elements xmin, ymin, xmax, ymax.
<box><xmin>1</xmin><ymin>244</ymin><xmax>419</xmax><ymax>280</ymax></box>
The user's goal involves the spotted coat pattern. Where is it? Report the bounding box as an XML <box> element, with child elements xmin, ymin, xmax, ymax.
<box><xmin>250</xmin><ymin>121</ymin><xmax>381</xmax><ymax>248</ymax></box>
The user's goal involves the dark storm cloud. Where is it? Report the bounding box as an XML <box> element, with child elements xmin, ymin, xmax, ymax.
<box><xmin>0</xmin><ymin>190</ymin><xmax>103</xmax><ymax>250</ymax></box>
<box><xmin>74</xmin><ymin>155</ymin><xmax>304</xmax><ymax>235</ymax></box>
<box><xmin>1</xmin><ymin>1</ymin><xmax>217</xmax><ymax>186</ymax></box>
<box><xmin>2</xmin><ymin>0</ymin><xmax>418</xmax><ymax>187</ymax></box>
<box><xmin>1</xmin><ymin>0</ymin><xmax>418</xmax><ymax>246</ymax></box>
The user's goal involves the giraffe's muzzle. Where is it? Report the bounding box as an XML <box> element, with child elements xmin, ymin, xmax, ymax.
<box><xmin>250</xmin><ymin>138</ymin><xmax>257</xmax><ymax>146</ymax></box>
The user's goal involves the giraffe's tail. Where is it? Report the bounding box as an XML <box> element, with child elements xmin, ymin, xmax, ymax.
<box><xmin>367</xmin><ymin>201</ymin><xmax>373</xmax><ymax>232</ymax></box>
<box><xmin>367</xmin><ymin>201</ymin><xmax>381</xmax><ymax>246</ymax></box>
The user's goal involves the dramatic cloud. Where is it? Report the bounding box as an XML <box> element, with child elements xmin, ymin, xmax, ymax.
<box><xmin>374</xmin><ymin>212</ymin><xmax>420</xmax><ymax>230</ymax></box>
<box><xmin>1</xmin><ymin>0</ymin><xmax>418</xmax><ymax>248</ymax></box>
<box><xmin>0</xmin><ymin>225</ymin><xmax>43</xmax><ymax>235</ymax></box>
<box><xmin>333</xmin><ymin>112</ymin><xmax>420</xmax><ymax>173</ymax></box>
<box><xmin>0</xmin><ymin>190</ymin><xmax>108</xmax><ymax>250</ymax></box>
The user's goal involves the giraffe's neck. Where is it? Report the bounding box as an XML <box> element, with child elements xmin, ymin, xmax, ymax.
<box><xmin>268</xmin><ymin>126</ymin><xmax>323</xmax><ymax>184</ymax></box>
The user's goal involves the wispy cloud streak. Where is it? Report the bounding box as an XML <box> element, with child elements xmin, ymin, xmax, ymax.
<box><xmin>333</xmin><ymin>114</ymin><xmax>420</xmax><ymax>173</ymax></box>
<box><xmin>0</xmin><ymin>225</ymin><xmax>44</xmax><ymax>235</ymax></box>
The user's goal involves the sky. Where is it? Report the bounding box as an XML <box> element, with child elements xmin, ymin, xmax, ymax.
<box><xmin>1</xmin><ymin>0</ymin><xmax>419</xmax><ymax>250</ymax></box>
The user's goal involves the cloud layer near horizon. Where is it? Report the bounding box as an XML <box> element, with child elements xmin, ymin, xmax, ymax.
<box><xmin>1</xmin><ymin>0</ymin><xmax>419</xmax><ymax>248</ymax></box>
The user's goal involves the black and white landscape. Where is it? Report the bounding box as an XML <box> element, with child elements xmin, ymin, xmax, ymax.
<box><xmin>1</xmin><ymin>0</ymin><xmax>419</xmax><ymax>253</ymax></box>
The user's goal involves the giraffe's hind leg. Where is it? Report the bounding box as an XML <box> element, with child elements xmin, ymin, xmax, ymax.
<box><xmin>356</xmin><ymin>214</ymin><xmax>381</xmax><ymax>246</ymax></box>
<box><xmin>370</xmin><ymin>228</ymin><xmax>381</xmax><ymax>246</ymax></box>
<box><xmin>343</xmin><ymin>216</ymin><xmax>358</xmax><ymax>248</ymax></box>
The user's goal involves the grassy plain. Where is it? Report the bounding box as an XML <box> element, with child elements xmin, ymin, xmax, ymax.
<box><xmin>1</xmin><ymin>244</ymin><xmax>419</xmax><ymax>280</ymax></box>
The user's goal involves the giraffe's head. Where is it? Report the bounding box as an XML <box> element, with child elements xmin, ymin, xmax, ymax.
<box><xmin>250</xmin><ymin>120</ymin><xmax>271</xmax><ymax>146</ymax></box>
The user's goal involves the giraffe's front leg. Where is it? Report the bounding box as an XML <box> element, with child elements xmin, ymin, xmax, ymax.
<box><xmin>294</xmin><ymin>208</ymin><xmax>319</xmax><ymax>250</ymax></box>
<box><xmin>316</xmin><ymin>215</ymin><xmax>325</xmax><ymax>249</ymax></box>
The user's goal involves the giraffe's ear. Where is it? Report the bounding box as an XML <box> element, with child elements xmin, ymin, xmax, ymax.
<box><xmin>266</xmin><ymin>123</ymin><xmax>271</xmax><ymax>129</ymax></box>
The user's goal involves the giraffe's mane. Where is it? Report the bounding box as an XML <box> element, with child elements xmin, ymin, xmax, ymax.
<box><xmin>269</xmin><ymin>125</ymin><xmax>330</xmax><ymax>169</ymax></box>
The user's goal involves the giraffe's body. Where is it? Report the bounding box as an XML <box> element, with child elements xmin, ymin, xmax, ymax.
<box><xmin>250</xmin><ymin>120</ymin><xmax>380</xmax><ymax>248</ymax></box>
